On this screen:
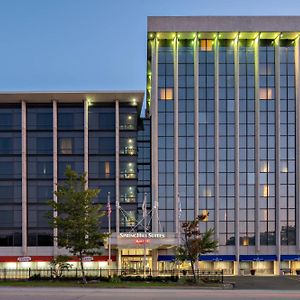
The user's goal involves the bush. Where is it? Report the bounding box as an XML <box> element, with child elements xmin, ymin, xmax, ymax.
<box><xmin>29</xmin><ymin>274</ymin><xmax>42</xmax><ymax>281</ymax></box>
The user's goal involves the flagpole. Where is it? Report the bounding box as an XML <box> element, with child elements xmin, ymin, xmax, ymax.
<box><xmin>178</xmin><ymin>193</ymin><xmax>181</xmax><ymax>246</ymax></box>
<box><xmin>143</xmin><ymin>192</ymin><xmax>147</xmax><ymax>277</ymax></box>
<box><xmin>107</xmin><ymin>192</ymin><xmax>111</xmax><ymax>274</ymax></box>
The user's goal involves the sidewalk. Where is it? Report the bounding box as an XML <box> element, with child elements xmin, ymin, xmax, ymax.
<box><xmin>225</xmin><ymin>276</ymin><xmax>300</xmax><ymax>290</ymax></box>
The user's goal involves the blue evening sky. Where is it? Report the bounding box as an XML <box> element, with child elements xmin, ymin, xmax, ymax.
<box><xmin>0</xmin><ymin>0</ymin><xmax>299</xmax><ymax>92</ymax></box>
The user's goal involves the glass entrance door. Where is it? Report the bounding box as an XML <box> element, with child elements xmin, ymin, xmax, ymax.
<box><xmin>121</xmin><ymin>249</ymin><xmax>152</xmax><ymax>275</ymax></box>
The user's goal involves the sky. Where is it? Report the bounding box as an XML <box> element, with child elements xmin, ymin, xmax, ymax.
<box><xmin>0</xmin><ymin>0</ymin><xmax>300</xmax><ymax>92</ymax></box>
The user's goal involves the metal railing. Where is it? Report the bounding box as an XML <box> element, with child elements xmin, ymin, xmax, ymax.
<box><xmin>0</xmin><ymin>268</ymin><xmax>223</xmax><ymax>282</ymax></box>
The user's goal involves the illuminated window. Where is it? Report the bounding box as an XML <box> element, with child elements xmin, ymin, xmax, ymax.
<box><xmin>200</xmin><ymin>187</ymin><xmax>213</xmax><ymax>197</ymax></box>
<box><xmin>200</xmin><ymin>39</ymin><xmax>213</xmax><ymax>51</ymax></box>
<box><xmin>241</xmin><ymin>237</ymin><xmax>249</xmax><ymax>246</ymax></box>
<box><xmin>260</xmin><ymin>161</ymin><xmax>269</xmax><ymax>173</ymax></box>
<box><xmin>262</xmin><ymin>209</ymin><xmax>268</xmax><ymax>221</ymax></box>
<box><xmin>259</xmin><ymin>88</ymin><xmax>273</xmax><ymax>100</ymax></box>
<box><xmin>159</xmin><ymin>88</ymin><xmax>173</xmax><ymax>100</ymax></box>
<box><xmin>59</xmin><ymin>138</ymin><xmax>72</xmax><ymax>154</ymax></box>
<box><xmin>105</xmin><ymin>161</ymin><xmax>110</xmax><ymax>178</ymax></box>
<box><xmin>201</xmin><ymin>210</ymin><xmax>209</xmax><ymax>222</ymax></box>
<box><xmin>262</xmin><ymin>185</ymin><xmax>269</xmax><ymax>197</ymax></box>
<box><xmin>281</xmin><ymin>162</ymin><xmax>288</xmax><ymax>173</ymax></box>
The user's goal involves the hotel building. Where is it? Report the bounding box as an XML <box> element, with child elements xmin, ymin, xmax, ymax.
<box><xmin>147</xmin><ymin>16</ymin><xmax>300</xmax><ymax>275</ymax></box>
<box><xmin>2</xmin><ymin>16</ymin><xmax>300</xmax><ymax>276</ymax></box>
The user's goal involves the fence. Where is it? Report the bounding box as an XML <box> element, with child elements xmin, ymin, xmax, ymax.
<box><xmin>0</xmin><ymin>268</ymin><xmax>224</xmax><ymax>283</ymax></box>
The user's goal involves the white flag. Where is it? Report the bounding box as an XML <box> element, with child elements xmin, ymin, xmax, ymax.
<box><xmin>178</xmin><ymin>193</ymin><xmax>182</xmax><ymax>219</ymax></box>
<box><xmin>142</xmin><ymin>193</ymin><xmax>147</xmax><ymax>218</ymax></box>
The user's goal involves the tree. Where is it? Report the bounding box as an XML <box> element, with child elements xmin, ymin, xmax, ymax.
<box><xmin>48</xmin><ymin>166</ymin><xmax>108</xmax><ymax>284</ymax></box>
<box><xmin>50</xmin><ymin>255</ymin><xmax>72</xmax><ymax>279</ymax></box>
<box><xmin>176</xmin><ymin>214</ymin><xmax>218</xmax><ymax>283</ymax></box>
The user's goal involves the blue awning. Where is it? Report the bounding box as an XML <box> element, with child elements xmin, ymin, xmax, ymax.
<box><xmin>281</xmin><ymin>255</ymin><xmax>300</xmax><ymax>261</ymax></box>
<box><xmin>240</xmin><ymin>255</ymin><xmax>277</xmax><ymax>262</ymax></box>
<box><xmin>199</xmin><ymin>255</ymin><xmax>236</xmax><ymax>262</ymax></box>
<box><xmin>157</xmin><ymin>255</ymin><xmax>175</xmax><ymax>262</ymax></box>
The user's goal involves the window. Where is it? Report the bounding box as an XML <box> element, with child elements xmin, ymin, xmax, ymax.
<box><xmin>121</xmin><ymin>211</ymin><xmax>136</xmax><ymax>227</ymax></box>
<box><xmin>36</xmin><ymin>137</ymin><xmax>52</xmax><ymax>154</ymax></box>
<box><xmin>0</xmin><ymin>138</ymin><xmax>12</xmax><ymax>154</ymax></box>
<box><xmin>200</xmin><ymin>40</ymin><xmax>213</xmax><ymax>51</ymax></box>
<box><xmin>0</xmin><ymin>162</ymin><xmax>13</xmax><ymax>177</ymax></box>
<box><xmin>0</xmin><ymin>186</ymin><xmax>13</xmax><ymax>202</ymax></box>
<box><xmin>260</xmin><ymin>161</ymin><xmax>269</xmax><ymax>173</ymax></box>
<box><xmin>99</xmin><ymin>113</ymin><xmax>115</xmax><ymax>130</ymax></box>
<box><xmin>37</xmin><ymin>186</ymin><xmax>52</xmax><ymax>202</ymax></box>
<box><xmin>37</xmin><ymin>162</ymin><xmax>52</xmax><ymax>177</ymax></box>
<box><xmin>59</xmin><ymin>138</ymin><xmax>73</xmax><ymax>154</ymax></box>
<box><xmin>0</xmin><ymin>113</ymin><xmax>13</xmax><ymax>129</ymax></box>
<box><xmin>36</xmin><ymin>113</ymin><xmax>52</xmax><ymax>129</ymax></box>
<box><xmin>99</xmin><ymin>161</ymin><xmax>115</xmax><ymax>179</ymax></box>
<box><xmin>262</xmin><ymin>185</ymin><xmax>269</xmax><ymax>197</ymax></box>
<box><xmin>58</xmin><ymin>113</ymin><xmax>74</xmax><ymax>129</ymax></box>
<box><xmin>120</xmin><ymin>138</ymin><xmax>136</xmax><ymax>155</ymax></box>
<box><xmin>260</xmin><ymin>88</ymin><xmax>273</xmax><ymax>100</ymax></box>
<box><xmin>159</xmin><ymin>88</ymin><xmax>173</xmax><ymax>100</ymax></box>
<box><xmin>99</xmin><ymin>137</ymin><xmax>115</xmax><ymax>154</ymax></box>
<box><xmin>120</xmin><ymin>162</ymin><xmax>137</xmax><ymax>179</ymax></box>
<box><xmin>0</xmin><ymin>211</ymin><xmax>13</xmax><ymax>226</ymax></box>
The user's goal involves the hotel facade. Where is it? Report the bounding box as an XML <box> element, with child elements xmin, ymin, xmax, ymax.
<box><xmin>2</xmin><ymin>16</ymin><xmax>300</xmax><ymax>275</ymax></box>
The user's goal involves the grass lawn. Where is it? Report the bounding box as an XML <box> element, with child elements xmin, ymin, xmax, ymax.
<box><xmin>0</xmin><ymin>280</ymin><xmax>223</xmax><ymax>289</ymax></box>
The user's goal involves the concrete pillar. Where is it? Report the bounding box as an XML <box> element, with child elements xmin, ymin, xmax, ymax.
<box><xmin>275</xmin><ymin>36</ymin><xmax>281</xmax><ymax>275</ymax></box>
<box><xmin>151</xmin><ymin>37</ymin><xmax>159</xmax><ymax>233</ymax></box>
<box><xmin>234</xmin><ymin>34</ymin><xmax>240</xmax><ymax>273</ymax></box>
<box><xmin>254</xmin><ymin>34</ymin><xmax>261</xmax><ymax>252</ymax></box>
<box><xmin>194</xmin><ymin>35</ymin><xmax>199</xmax><ymax>219</ymax></box>
<box><xmin>53</xmin><ymin>100</ymin><xmax>58</xmax><ymax>254</ymax></box>
<box><xmin>214</xmin><ymin>36</ymin><xmax>220</xmax><ymax>244</ymax></box>
<box><xmin>295</xmin><ymin>37</ymin><xmax>300</xmax><ymax>251</ymax></box>
<box><xmin>117</xmin><ymin>249</ymin><xmax>122</xmax><ymax>273</ymax></box>
<box><xmin>84</xmin><ymin>99</ymin><xmax>89</xmax><ymax>189</ymax></box>
<box><xmin>174</xmin><ymin>35</ymin><xmax>179</xmax><ymax>234</ymax></box>
<box><xmin>115</xmin><ymin>100</ymin><xmax>120</xmax><ymax>234</ymax></box>
<box><xmin>151</xmin><ymin>249</ymin><xmax>158</xmax><ymax>276</ymax></box>
<box><xmin>21</xmin><ymin>100</ymin><xmax>27</xmax><ymax>256</ymax></box>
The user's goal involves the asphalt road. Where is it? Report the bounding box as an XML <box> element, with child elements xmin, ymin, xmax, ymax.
<box><xmin>0</xmin><ymin>288</ymin><xmax>300</xmax><ymax>300</ymax></box>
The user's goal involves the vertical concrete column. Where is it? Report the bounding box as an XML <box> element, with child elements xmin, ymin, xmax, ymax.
<box><xmin>115</xmin><ymin>100</ymin><xmax>120</xmax><ymax>234</ymax></box>
<box><xmin>151</xmin><ymin>37</ymin><xmax>159</xmax><ymax>233</ymax></box>
<box><xmin>151</xmin><ymin>249</ymin><xmax>158</xmax><ymax>276</ymax></box>
<box><xmin>117</xmin><ymin>249</ymin><xmax>122</xmax><ymax>273</ymax></box>
<box><xmin>21</xmin><ymin>100</ymin><xmax>27</xmax><ymax>256</ymax></box>
<box><xmin>214</xmin><ymin>37</ymin><xmax>220</xmax><ymax>244</ymax></box>
<box><xmin>295</xmin><ymin>37</ymin><xmax>300</xmax><ymax>251</ymax></box>
<box><xmin>275</xmin><ymin>36</ymin><xmax>281</xmax><ymax>275</ymax></box>
<box><xmin>174</xmin><ymin>35</ymin><xmax>179</xmax><ymax>234</ymax></box>
<box><xmin>84</xmin><ymin>99</ymin><xmax>89</xmax><ymax>189</ymax></box>
<box><xmin>234</xmin><ymin>35</ymin><xmax>240</xmax><ymax>275</ymax></box>
<box><xmin>194</xmin><ymin>35</ymin><xmax>199</xmax><ymax>219</ymax></box>
<box><xmin>53</xmin><ymin>100</ymin><xmax>58</xmax><ymax>253</ymax></box>
<box><xmin>254</xmin><ymin>34</ymin><xmax>261</xmax><ymax>252</ymax></box>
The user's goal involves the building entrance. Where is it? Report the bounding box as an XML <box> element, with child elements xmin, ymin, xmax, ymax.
<box><xmin>121</xmin><ymin>249</ymin><xmax>152</xmax><ymax>275</ymax></box>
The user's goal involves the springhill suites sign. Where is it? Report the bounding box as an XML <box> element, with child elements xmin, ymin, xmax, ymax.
<box><xmin>119</xmin><ymin>232</ymin><xmax>166</xmax><ymax>239</ymax></box>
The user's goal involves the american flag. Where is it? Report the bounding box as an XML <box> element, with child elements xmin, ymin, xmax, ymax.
<box><xmin>107</xmin><ymin>193</ymin><xmax>112</xmax><ymax>216</ymax></box>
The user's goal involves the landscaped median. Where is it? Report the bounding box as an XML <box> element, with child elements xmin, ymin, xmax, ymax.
<box><xmin>0</xmin><ymin>275</ymin><xmax>233</xmax><ymax>289</ymax></box>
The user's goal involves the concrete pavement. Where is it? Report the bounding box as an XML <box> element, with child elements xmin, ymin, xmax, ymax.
<box><xmin>0</xmin><ymin>288</ymin><xmax>300</xmax><ymax>300</ymax></box>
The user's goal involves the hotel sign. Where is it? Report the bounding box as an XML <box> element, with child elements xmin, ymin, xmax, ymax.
<box><xmin>119</xmin><ymin>232</ymin><xmax>166</xmax><ymax>239</ymax></box>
